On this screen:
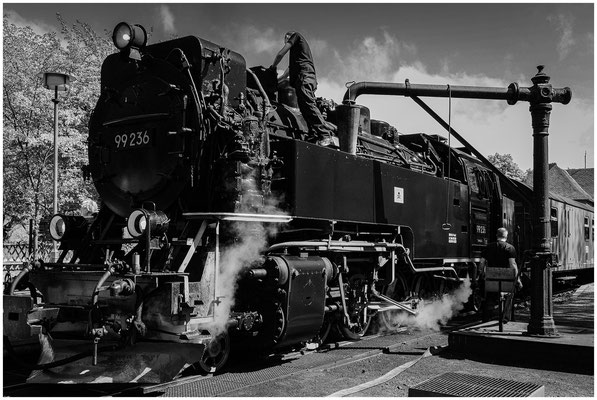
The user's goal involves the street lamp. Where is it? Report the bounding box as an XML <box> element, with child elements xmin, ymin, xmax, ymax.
<box><xmin>37</xmin><ymin>72</ymin><xmax>75</xmax><ymax>262</ymax></box>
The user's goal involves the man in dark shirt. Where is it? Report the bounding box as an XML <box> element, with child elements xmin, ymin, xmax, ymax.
<box><xmin>270</xmin><ymin>31</ymin><xmax>334</xmax><ymax>146</ymax></box>
<box><xmin>479</xmin><ymin>227</ymin><xmax>522</xmax><ymax>322</ymax></box>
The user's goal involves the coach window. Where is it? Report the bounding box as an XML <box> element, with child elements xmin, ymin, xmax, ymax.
<box><xmin>584</xmin><ymin>217</ymin><xmax>590</xmax><ymax>241</ymax></box>
<box><xmin>550</xmin><ymin>207</ymin><xmax>559</xmax><ymax>237</ymax></box>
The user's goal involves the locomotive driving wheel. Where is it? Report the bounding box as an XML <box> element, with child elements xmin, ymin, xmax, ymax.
<box><xmin>338</xmin><ymin>274</ymin><xmax>373</xmax><ymax>340</ymax></box>
<box><xmin>197</xmin><ymin>333</ymin><xmax>230</xmax><ymax>374</ymax></box>
<box><xmin>412</xmin><ymin>273</ymin><xmax>448</xmax><ymax>300</ymax></box>
<box><xmin>317</xmin><ymin>312</ymin><xmax>334</xmax><ymax>343</ymax></box>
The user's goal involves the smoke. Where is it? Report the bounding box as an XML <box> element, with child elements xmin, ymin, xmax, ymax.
<box><xmin>158</xmin><ymin>5</ymin><xmax>176</xmax><ymax>35</ymax></box>
<box><xmin>382</xmin><ymin>278</ymin><xmax>472</xmax><ymax>332</ymax></box>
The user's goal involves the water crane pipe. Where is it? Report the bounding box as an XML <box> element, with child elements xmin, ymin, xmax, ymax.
<box><xmin>343</xmin><ymin>80</ymin><xmax>570</xmax><ymax>105</ymax></box>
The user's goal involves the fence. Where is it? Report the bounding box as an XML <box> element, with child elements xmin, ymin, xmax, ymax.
<box><xmin>3</xmin><ymin>242</ymin><xmax>53</xmax><ymax>271</ymax></box>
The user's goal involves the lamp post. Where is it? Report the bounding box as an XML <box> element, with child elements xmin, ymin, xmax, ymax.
<box><xmin>38</xmin><ymin>72</ymin><xmax>74</xmax><ymax>262</ymax></box>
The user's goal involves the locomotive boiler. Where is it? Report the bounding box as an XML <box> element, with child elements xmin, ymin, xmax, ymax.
<box><xmin>4</xmin><ymin>22</ymin><xmax>591</xmax><ymax>381</ymax></box>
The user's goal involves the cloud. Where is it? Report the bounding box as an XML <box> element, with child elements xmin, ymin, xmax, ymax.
<box><xmin>4</xmin><ymin>9</ymin><xmax>55</xmax><ymax>36</ymax></box>
<box><xmin>308</xmin><ymin>37</ymin><xmax>328</xmax><ymax>59</ymax></box>
<box><xmin>227</xmin><ymin>25</ymin><xmax>280</xmax><ymax>55</ymax></box>
<box><xmin>548</xmin><ymin>13</ymin><xmax>576</xmax><ymax>61</ymax></box>
<box><xmin>219</xmin><ymin>25</ymin><xmax>284</xmax><ymax>67</ymax></box>
<box><xmin>585</xmin><ymin>32</ymin><xmax>594</xmax><ymax>55</ymax></box>
<box><xmin>324</xmin><ymin>31</ymin><xmax>417</xmax><ymax>84</ymax></box>
<box><xmin>159</xmin><ymin>5</ymin><xmax>176</xmax><ymax>35</ymax></box>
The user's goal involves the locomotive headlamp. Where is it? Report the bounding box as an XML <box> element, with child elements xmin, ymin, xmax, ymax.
<box><xmin>126</xmin><ymin>209</ymin><xmax>169</xmax><ymax>238</ymax></box>
<box><xmin>49</xmin><ymin>214</ymin><xmax>88</xmax><ymax>241</ymax></box>
<box><xmin>112</xmin><ymin>22</ymin><xmax>147</xmax><ymax>50</ymax></box>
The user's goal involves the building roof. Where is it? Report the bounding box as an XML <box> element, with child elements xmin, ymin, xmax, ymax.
<box><xmin>525</xmin><ymin>163</ymin><xmax>593</xmax><ymax>204</ymax></box>
<box><xmin>567</xmin><ymin>168</ymin><xmax>594</xmax><ymax>198</ymax></box>
<box><xmin>515</xmin><ymin>180</ymin><xmax>594</xmax><ymax>212</ymax></box>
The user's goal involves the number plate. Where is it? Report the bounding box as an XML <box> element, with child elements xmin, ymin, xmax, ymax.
<box><xmin>113</xmin><ymin>129</ymin><xmax>152</xmax><ymax>151</ymax></box>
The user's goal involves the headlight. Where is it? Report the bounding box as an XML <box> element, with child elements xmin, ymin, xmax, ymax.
<box><xmin>49</xmin><ymin>214</ymin><xmax>88</xmax><ymax>241</ymax></box>
<box><xmin>126</xmin><ymin>209</ymin><xmax>169</xmax><ymax>238</ymax></box>
<box><xmin>112</xmin><ymin>22</ymin><xmax>147</xmax><ymax>50</ymax></box>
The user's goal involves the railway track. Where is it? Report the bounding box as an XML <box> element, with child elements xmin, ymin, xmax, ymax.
<box><xmin>3</xmin><ymin>282</ymin><xmax>582</xmax><ymax>397</ymax></box>
<box><xmin>3</xmin><ymin>312</ymin><xmax>480</xmax><ymax>397</ymax></box>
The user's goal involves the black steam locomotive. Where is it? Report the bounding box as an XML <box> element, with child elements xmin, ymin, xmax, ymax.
<box><xmin>5</xmin><ymin>22</ymin><xmax>593</xmax><ymax>381</ymax></box>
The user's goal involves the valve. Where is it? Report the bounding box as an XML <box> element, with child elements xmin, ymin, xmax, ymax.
<box><xmin>109</xmin><ymin>278</ymin><xmax>135</xmax><ymax>296</ymax></box>
<box><xmin>91</xmin><ymin>326</ymin><xmax>107</xmax><ymax>366</ymax></box>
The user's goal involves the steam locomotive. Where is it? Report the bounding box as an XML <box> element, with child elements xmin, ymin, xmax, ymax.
<box><xmin>4</xmin><ymin>22</ymin><xmax>593</xmax><ymax>381</ymax></box>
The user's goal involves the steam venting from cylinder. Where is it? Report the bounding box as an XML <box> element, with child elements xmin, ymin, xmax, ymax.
<box><xmin>383</xmin><ymin>278</ymin><xmax>472</xmax><ymax>332</ymax></box>
<box><xmin>210</xmin><ymin>174</ymin><xmax>286</xmax><ymax>336</ymax></box>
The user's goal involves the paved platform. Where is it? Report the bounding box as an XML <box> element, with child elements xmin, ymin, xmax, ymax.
<box><xmin>449</xmin><ymin>283</ymin><xmax>594</xmax><ymax>372</ymax></box>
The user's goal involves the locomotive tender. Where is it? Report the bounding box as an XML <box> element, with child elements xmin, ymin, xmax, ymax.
<box><xmin>4</xmin><ymin>22</ymin><xmax>593</xmax><ymax>379</ymax></box>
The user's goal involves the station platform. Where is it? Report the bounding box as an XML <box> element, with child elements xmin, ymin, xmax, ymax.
<box><xmin>449</xmin><ymin>283</ymin><xmax>594</xmax><ymax>373</ymax></box>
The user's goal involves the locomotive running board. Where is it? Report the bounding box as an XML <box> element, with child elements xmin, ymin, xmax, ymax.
<box><xmin>182</xmin><ymin>212</ymin><xmax>293</xmax><ymax>223</ymax></box>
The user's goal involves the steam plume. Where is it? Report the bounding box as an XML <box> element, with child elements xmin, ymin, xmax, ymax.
<box><xmin>210</xmin><ymin>222</ymin><xmax>272</xmax><ymax>335</ymax></box>
<box><xmin>209</xmin><ymin>156</ymin><xmax>285</xmax><ymax>335</ymax></box>
<box><xmin>382</xmin><ymin>278</ymin><xmax>472</xmax><ymax>332</ymax></box>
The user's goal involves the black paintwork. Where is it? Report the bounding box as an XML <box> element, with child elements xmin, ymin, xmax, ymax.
<box><xmin>271</xmin><ymin>139</ymin><xmax>471</xmax><ymax>260</ymax></box>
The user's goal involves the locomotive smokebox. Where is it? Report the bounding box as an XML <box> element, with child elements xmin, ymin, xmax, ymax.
<box><xmin>336</xmin><ymin>102</ymin><xmax>361</xmax><ymax>154</ymax></box>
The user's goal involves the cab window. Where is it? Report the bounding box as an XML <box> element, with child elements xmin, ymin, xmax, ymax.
<box><xmin>550</xmin><ymin>207</ymin><xmax>559</xmax><ymax>237</ymax></box>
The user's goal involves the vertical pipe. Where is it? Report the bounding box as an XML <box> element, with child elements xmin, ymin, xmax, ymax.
<box><xmin>145</xmin><ymin>216</ymin><xmax>151</xmax><ymax>273</ymax></box>
<box><xmin>52</xmin><ymin>87</ymin><xmax>59</xmax><ymax>263</ymax></box>
<box><xmin>531</xmin><ymin>103</ymin><xmax>552</xmax><ymax>256</ymax></box>
<box><xmin>28</xmin><ymin>219</ymin><xmax>34</xmax><ymax>258</ymax></box>
<box><xmin>526</xmin><ymin>68</ymin><xmax>557</xmax><ymax>336</ymax></box>
<box><xmin>336</xmin><ymin>103</ymin><xmax>360</xmax><ymax>154</ymax></box>
<box><xmin>213</xmin><ymin>221</ymin><xmax>220</xmax><ymax>318</ymax></box>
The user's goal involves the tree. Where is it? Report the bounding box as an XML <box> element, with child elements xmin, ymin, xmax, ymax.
<box><xmin>3</xmin><ymin>14</ymin><xmax>113</xmax><ymax>241</ymax></box>
<box><xmin>487</xmin><ymin>153</ymin><xmax>525</xmax><ymax>181</ymax></box>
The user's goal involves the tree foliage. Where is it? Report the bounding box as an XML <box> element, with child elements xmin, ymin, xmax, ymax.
<box><xmin>487</xmin><ymin>153</ymin><xmax>525</xmax><ymax>181</ymax></box>
<box><xmin>3</xmin><ymin>14</ymin><xmax>113</xmax><ymax>241</ymax></box>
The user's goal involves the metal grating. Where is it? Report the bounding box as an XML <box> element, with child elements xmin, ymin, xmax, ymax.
<box><xmin>409</xmin><ymin>372</ymin><xmax>545</xmax><ymax>397</ymax></box>
<box><xmin>161</xmin><ymin>378</ymin><xmax>244</xmax><ymax>397</ymax></box>
<box><xmin>218</xmin><ymin>365</ymin><xmax>300</xmax><ymax>384</ymax></box>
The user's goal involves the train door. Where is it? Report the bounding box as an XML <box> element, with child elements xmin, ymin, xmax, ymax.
<box><xmin>484</xmin><ymin>170</ymin><xmax>504</xmax><ymax>241</ymax></box>
<box><xmin>582</xmin><ymin>211</ymin><xmax>593</xmax><ymax>269</ymax></box>
<box><xmin>549</xmin><ymin>200</ymin><xmax>564</xmax><ymax>268</ymax></box>
<box><xmin>501</xmin><ymin>196</ymin><xmax>515</xmax><ymax>239</ymax></box>
<box><xmin>464</xmin><ymin>162</ymin><xmax>491</xmax><ymax>258</ymax></box>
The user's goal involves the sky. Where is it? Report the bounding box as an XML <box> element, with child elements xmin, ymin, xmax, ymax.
<box><xmin>3</xmin><ymin>2</ymin><xmax>594</xmax><ymax>171</ymax></box>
